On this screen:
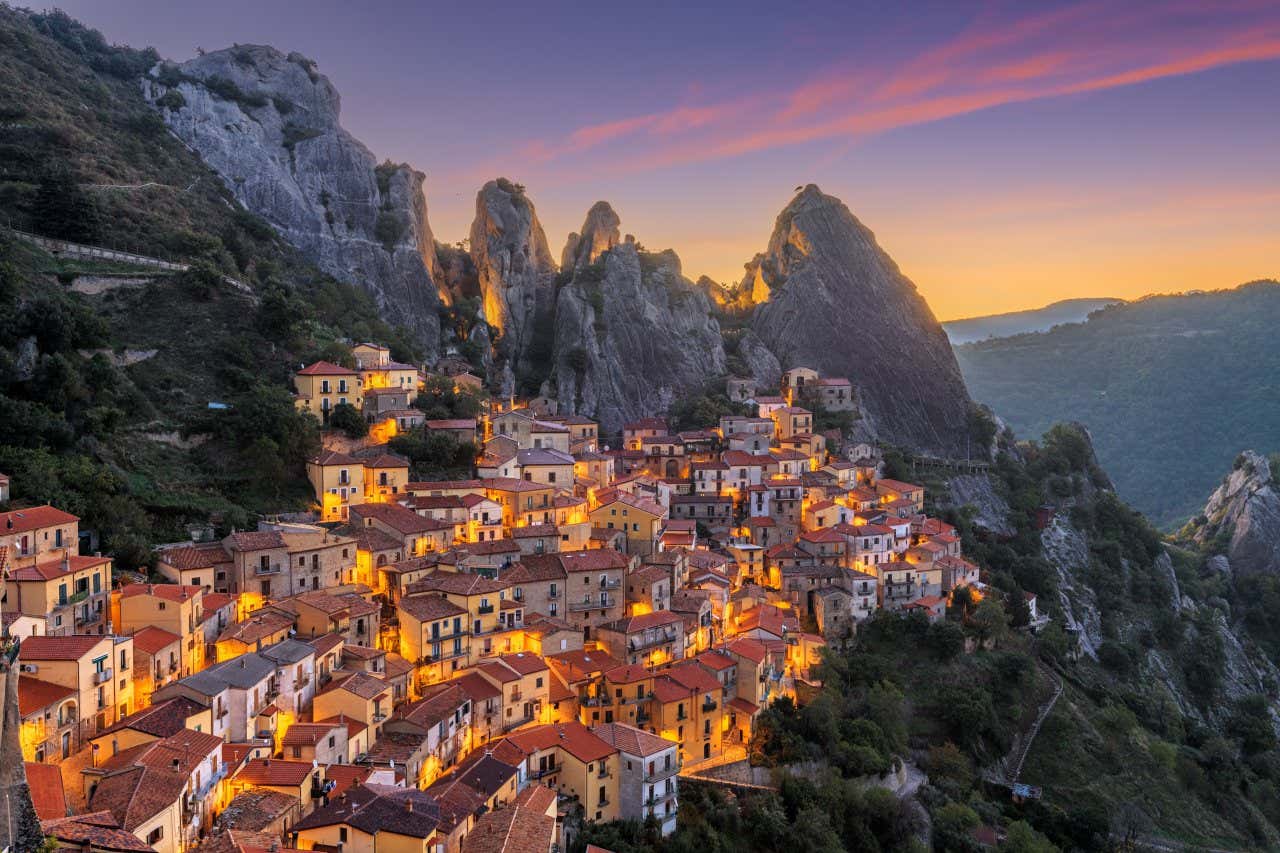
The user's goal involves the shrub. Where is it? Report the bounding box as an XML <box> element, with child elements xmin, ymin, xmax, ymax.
<box><xmin>328</xmin><ymin>402</ymin><xmax>366</xmax><ymax>439</ymax></box>
<box><xmin>374</xmin><ymin>211</ymin><xmax>405</xmax><ymax>252</ymax></box>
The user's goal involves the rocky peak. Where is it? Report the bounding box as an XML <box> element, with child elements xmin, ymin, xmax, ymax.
<box><xmin>1192</xmin><ymin>451</ymin><xmax>1280</xmax><ymax>574</ymax></box>
<box><xmin>553</xmin><ymin>211</ymin><xmax>724</xmax><ymax>434</ymax></box>
<box><xmin>747</xmin><ymin>184</ymin><xmax>972</xmax><ymax>456</ymax></box>
<box><xmin>469</xmin><ymin>179</ymin><xmax>558</xmax><ymax>385</ymax></box>
<box><xmin>561</xmin><ymin>201</ymin><xmax>621</xmax><ymax>272</ymax></box>
<box><xmin>144</xmin><ymin>44</ymin><xmax>442</xmax><ymax>351</ymax></box>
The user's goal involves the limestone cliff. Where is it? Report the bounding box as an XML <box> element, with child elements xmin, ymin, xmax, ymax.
<box><xmin>143</xmin><ymin>45</ymin><xmax>442</xmax><ymax>350</ymax></box>
<box><xmin>1190</xmin><ymin>451</ymin><xmax>1280</xmax><ymax>575</ymax></box>
<box><xmin>554</xmin><ymin>206</ymin><xmax>725</xmax><ymax>435</ymax></box>
<box><xmin>746</xmin><ymin>185</ymin><xmax>971</xmax><ymax>455</ymax></box>
<box><xmin>469</xmin><ymin>179</ymin><xmax>558</xmax><ymax>385</ymax></box>
<box><xmin>561</xmin><ymin>201</ymin><xmax>621</xmax><ymax>273</ymax></box>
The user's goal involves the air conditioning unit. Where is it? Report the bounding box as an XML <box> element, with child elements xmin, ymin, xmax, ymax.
<box><xmin>19</xmin><ymin>664</ymin><xmax>38</xmax><ymax>673</ymax></box>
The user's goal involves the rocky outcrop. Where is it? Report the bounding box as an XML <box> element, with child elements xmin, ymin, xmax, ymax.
<box><xmin>554</xmin><ymin>214</ymin><xmax>726</xmax><ymax>435</ymax></box>
<box><xmin>1192</xmin><ymin>451</ymin><xmax>1280</xmax><ymax>575</ymax></box>
<box><xmin>746</xmin><ymin>185</ymin><xmax>971</xmax><ymax>455</ymax></box>
<box><xmin>561</xmin><ymin>201</ymin><xmax>621</xmax><ymax>272</ymax></box>
<box><xmin>944</xmin><ymin>474</ymin><xmax>1015</xmax><ymax>538</ymax></box>
<box><xmin>143</xmin><ymin>45</ymin><xmax>442</xmax><ymax>350</ymax></box>
<box><xmin>469</xmin><ymin>179</ymin><xmax>558</xmax><ymax>383</ymax></box>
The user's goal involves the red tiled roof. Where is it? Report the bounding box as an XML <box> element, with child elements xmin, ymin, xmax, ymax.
<box><xmin>398</xmin><ymin>593</ymin><xmax>467</xmax><ymax>622</ymax></box>
<box><xmin>18</xmin><ymin>676</ymin><xmax>76</xmax><ymax>717</ymax></box>
<box><xmin>25</xmin><ymin>762</ymin><xmax>67</xmax><ymax>821</ymax></box>
<box><xmin>665</xmin><ymin>661</ymin><xmax>721</xmax><ymax>694</ymax></box>
<box><xmin>233</xmin><ymin>759</ymin><xmax>315</xmax><ymax>787</ymax></box>
<box><xmin>721</xmin><ymin>636</ymin><xmax>768</xmax><ymax>664</ymax></box>
<box><xmin>158</xmin><ymin>542</ymin><xmax>231</xmax><ymax>570</ymax></box>
<box><xmin>130</xmin><ymin>625</ymin><xmax>180</xmax><ymax>656</ymax></box>
<box><xmin>0</xmin><ymin>505</ymin><xmax>77</xmax><ymax>536</ymax></box>
<box><xmin>8</xmin><ymin>554</ymin><xmax>109</xmax><ymax>582</ymax></box>
<box><xmin>296</xmin><ymin>360</ymin><xmax>356</xmax><ymax>376</ymax></box>
<box><xmin>20</xmin><ymin>634</ymin><xmax>106</xmax><ymax>661</ymax></box>
<box><xmin>406</xmin><ymin>571</ymin><xmax>510</xmax><ymax>597</ymax></box>
<box><xmin>120</xmin><ymin>582</ymin><xmax>201</xmax><ymax>602</ymax></box>
<box><xmin>224</xmin><ymin>531</ymin><xmax>287</xmax><ymax>552</ymax></box>
<box><xmin>504</xmin><ymin>721</ymin><xmax>616</xmax><ymax>764</ymax></box>
<box><xmin>600</xmin><ymin>611</ymin><xmax>683</xmax><ymax>635</ymax></box>
<box><xmin>592</xmin><ymin>722</ymin><xmax>674</xmax><ymax>757</ymax></box>
<box><xmin>351</xmin><ymin>503</ymin><xmax>453</xmax><ymax>535</ymax></box>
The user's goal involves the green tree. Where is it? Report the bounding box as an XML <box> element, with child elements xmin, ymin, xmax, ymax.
<box><xmin>329</xmin><ymin>402</ymin><xmax>367</xmax><ymax>439</ymax></box>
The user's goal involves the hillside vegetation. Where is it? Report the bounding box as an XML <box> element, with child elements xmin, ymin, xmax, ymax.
<box><xmin>955</xmin><ymin>282</ymin><xmax>1280</xmax><ymax>528</ymax></box>
<box><xmin>0</xmin><ymin>8</ymin><xmax>418</xmax><ymax>564</ymax></box>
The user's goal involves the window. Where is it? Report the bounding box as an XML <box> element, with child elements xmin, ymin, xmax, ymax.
<box><xmin>147</xmin><ymin>827</ymin><xmax>164</xmax><ymax>844</ymax></box>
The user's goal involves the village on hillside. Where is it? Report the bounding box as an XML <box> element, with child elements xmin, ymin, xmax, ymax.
<box><xmin>0</xmin><ymin>345</ymin><xmax>1032</xmax><ymax>853</ymax></box>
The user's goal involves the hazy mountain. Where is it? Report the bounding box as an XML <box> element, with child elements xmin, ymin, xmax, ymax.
<box><xmin>943</xmin><ymin>297</ymin><xmax>1122</xmax><ymax>344</ymax></box>
<box><xmin>955</xmin><ymin>281</ymin><xmax>1280</xmax><ymax>527</ymax></box>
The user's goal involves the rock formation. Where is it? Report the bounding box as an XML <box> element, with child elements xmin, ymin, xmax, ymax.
<box><xmin>143</xmin><ymin>45</ymin><xmax>442</xmax><ymax>351</ymax></box>
<box><xmin>561</xmin><ymin>201</ymin><xmax>621</xmax><ymax>272</ymax></box>
<box><xmin>554</xmin><ymin>205</ymin><xmax>725</xmax><ymax>435</ymax></box>
<box><xmin>469</xmin><ymin>179</ymin><xmax>558</xmax><ymax>386</ymax></box>
<box><xmin>745</xmin><ymin>185</ymin><xmax>971</xmax><ymax>455</ymax></box>
<box><xmin>1192</xmin><ymin>451</ymin><xmax>1280</xmax><ymax>575</ymax></box>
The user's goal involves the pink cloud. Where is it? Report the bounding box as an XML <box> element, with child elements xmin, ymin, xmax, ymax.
<box><xmin>497</xmin><ymin>1</ymin><xmax>1280</xmax><ymax>178</ymax></box>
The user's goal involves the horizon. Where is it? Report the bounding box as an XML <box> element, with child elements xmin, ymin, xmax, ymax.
<box><xmin>44</xmin><ymin>0</ymin><xmax>1280</xmax><ymax>320</ymax></box>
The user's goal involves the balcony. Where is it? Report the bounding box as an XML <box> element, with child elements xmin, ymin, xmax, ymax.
<box><xmin>598</xmin><ymin>577</ymin><xmax>621</xmax><ymax>591</ymax></box>
<box><xmin>372</xmin><ymin>712</ymin><xmax>388</xmax><ymax>723</ymax></box>
<box><xmin>477</xmin><ymin>604</ymin><xmax>495</xmax><ymax>615</ymax></box>
<box><xmin>580</xmin><ymin>694</ymin><xmax>612</xmax><ymax>707</ymax></box>
<box><xmin>255</xmin><ymin>563</ymin><xmax>283</xmax><ymax>576</ymax></box>
<box><xmin>701</xmin><ymin>698</ymin><xmax>717</xmax><ymax>713</ymax></box>
<box><xmin>644</xmin><ymin>763</ymin><xmax>679</xmax><ymax>782</ymax></box>
<box><xmin>645</xmin><ymin>788</ymin><xmax>678</xmax><ymax>806</ymax></box>
<box><xmin>530</xmin><ymin>766</ymin><xmax>558</xmax><ymax>780</ymax></box>
<box><xmin>628</xmin><ymin>631</ymin><xmax>677</xmax><ymax>652</ymax></box>
<box><xmin>94</xmin><ymin>667</ymin><xmax>113</xmax><ymax>684</ymax></box>
<box><xmin>569</xmin><ymin>596</ymin><xmax>615</xmax><ymax>612</ymax></box>
<box><xmin>294</xmin><ymin>674</ymin><xmax>311</xmax><ymax>689</ymax></box>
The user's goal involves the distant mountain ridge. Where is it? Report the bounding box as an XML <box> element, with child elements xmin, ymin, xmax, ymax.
<box><xmin>943</xmin><ymin>297</ymin><xmax>1122</xmax><ymax>344</ymax></box>
<box><xmin>955</xmin><ymin>281</ymin><xmax>1280</xmax><ymax>527</ymax></box>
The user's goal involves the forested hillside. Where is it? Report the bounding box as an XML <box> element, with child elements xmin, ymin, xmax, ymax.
<box><xmin>0</xmin><ymin>9</ymin><xmax>419</xmax><ymax>564</ymax></box>
<box><xmin>955</xmin><ymin>282</ymin><xmax>1280</xmax><ymax>528</ymax></box>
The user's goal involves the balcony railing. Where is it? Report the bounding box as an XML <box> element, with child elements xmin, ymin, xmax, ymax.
<box><xmin>569</xmin><ymin>596</ymin><xmax>615</xmax><ymax>612</ymax></box>
<box><xmin>530</xmin><ymin>766</ymin><xmax>558</xmax><ymax>780</ymax></box>
<box><xmin>580</xmin><ymin>695</ymin><xmax>612</xmax><ymax>707</ymax></box>
<box><xmin>255</xmin><ymin>563</ymin><xmax>283</xmax><ymax>576</ymax></box>
<box><xmin>598</xmin><ymin>578</ymin><xmax>621</xmax><ymax>590</ymax></box>
<box><xmin>644</xmin><ymin>763</ymin><xmax>679</xmax><ymax>782</ymax></box>
<box><xmin>701</xmin><ymin>698</ymin><xmax>717</xmax><ymax>712</ymax></box>
<box><xmin>372</xmin><ymin>712</ymin><xmax>387</xmax><ymax>722</ymax></box>
<box><xmin>477</xmin><ymin>604</ymin><xmax>495</xmax><ymax>615</ymax></box>
<box><xmin>628</xmin><ymin>631</ymin><xmax>677</xmax><ymax>652</ymax></box>
<box><xmin>94</xmin><ymin>667</ymin><xmax>113</xmax><ymax>684</ymax></box>
<box><xmin>294</xmin><ymin>674</ymin><xmax>311</xmax><ymax>689</ymax></box>
<box><xmin>645</xmin><ymin>788</ymin><xmax>678</xmax><ymax>805</ymax></box>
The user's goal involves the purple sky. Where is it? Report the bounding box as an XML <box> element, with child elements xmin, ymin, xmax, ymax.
<box><xmin>47</xmin><ymin>0</ymin><xmax>1280</xmax><ymax>319</ymax></box>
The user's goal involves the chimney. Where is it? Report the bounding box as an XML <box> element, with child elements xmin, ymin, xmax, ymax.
<box><xmin>405</xmin><ymin>798</ymin><xmax>413</xmax><ymax>813</ymax></box>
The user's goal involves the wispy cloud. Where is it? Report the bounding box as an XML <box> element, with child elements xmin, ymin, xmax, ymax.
<box><xmin>500</xmin><ymin>0</ymin><xmax>1280</xmax><ymax>178</ymax></box>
